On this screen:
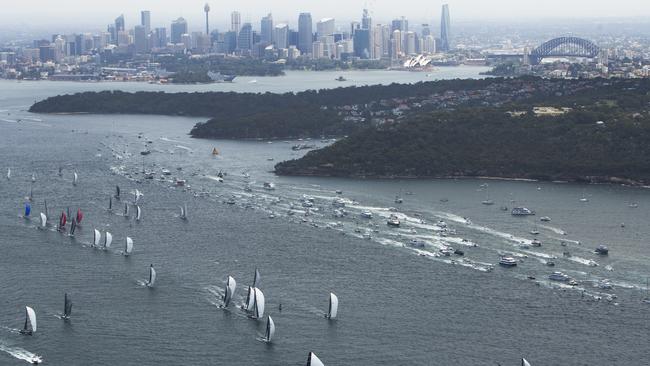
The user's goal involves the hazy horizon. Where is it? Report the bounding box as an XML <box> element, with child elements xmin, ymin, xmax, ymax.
<box><xmin>1</xmin><ymin>0</ymin><xmax>649</xmax><ymax>33</ymax></box>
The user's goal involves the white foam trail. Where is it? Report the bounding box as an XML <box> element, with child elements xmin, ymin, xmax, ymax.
<box><xmin>0</xmin><ymin>341</ymin><xmax>42</xmax><ymax>364</ymax></box>
<box><xmin>538</xmin><ymin>224</ymin><xmax>567</xmax><ymax>235</ymax></box>
<box><xmin>174</xmin><ymin>145</ymin><xmax>193</xmax><ymax>152</ymax></box>
<box><xmin>160</xmin><ymin>137</ymin><xmax>183</xmax><ymax>143</ymax></box>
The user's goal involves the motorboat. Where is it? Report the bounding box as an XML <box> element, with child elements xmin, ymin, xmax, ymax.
<box><xmin>548</xmin><ymin>271</ymin><xmax>570</xmax><ymax>282</ymax></box>
<box><xmin>511</xmin><ymin>207</ymin><xmax>535</xmax><ymax>216</ymax></box>
<box><xmin>531</xmin><ymin>238</ymin><xmax>542</xmax><ymax>247</ymax></box>
<box><xmin>540</xmin><ymin>216</ymin><xmax>551</xmax><ymax>222</ymax></box>
<box><xmin>595</xmin><ymin>245</ymin><xmax>609</xmax><ymax>255</ymax></box>
<box><xmin>360</xmin><ymin>211</ymin><xmax>373</xmax><ymax>219</ymax></box>
<box><xmin>394</xmin><ymin>196</ymin><xmax>404</xmax><ymax>204</ymax></box>
<box><xmin>499</xmin><ymin>256</ymin><xmax>517</xmax><ymax>267</ymax></box>
<box><xmin>332</xmin><ymin>198</ymin><xmax>346</xmax><ymax>207</ymax></box>
<box><xmin>598</xmin><ymin>280</ymin><xmax>613</xmax><ymax>289</ymax></box>
<box><xmin>263</xmin><ymin>182</ymin><xmax>275</xmax><ymax>190</ymax></box>
<box><xmin>175</xmin><ymin>179</ymin><xmax>186</xmax><ymax>187</ymax></box>
<box><xmin>387</xmin><ymin>215</ymin><xmax>400</xmax><ymax>227</ymax></box>
<box><xmin>161</xmin><ymin>168</ymin><xmax>171</xmax><ymax>175</ymax></box>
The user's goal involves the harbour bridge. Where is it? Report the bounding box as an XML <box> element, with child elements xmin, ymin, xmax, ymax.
<box><xmin>529</xmin><ymin>36</ymin><xmax>600</xmax><ymax>65</ymax></box>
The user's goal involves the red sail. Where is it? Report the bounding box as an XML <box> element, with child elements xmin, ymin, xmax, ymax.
<box><xmin>76</xmin><ymin>208</ymin><xmax>83</xmax><ymax>223</ymax></box>
<box><xmin>60</xmin><ymin>212</ymin><xmax>67</xmax><ymax>228</ymax></box>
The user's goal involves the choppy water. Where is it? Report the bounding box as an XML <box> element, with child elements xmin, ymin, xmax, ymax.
<box><xmin>1</xmin><ymin>69</ymin><xmax>649</xmax><ymax>365</ymax></box>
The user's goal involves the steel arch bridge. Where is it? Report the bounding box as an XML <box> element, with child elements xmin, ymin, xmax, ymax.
<box><xmin>529</xmin><ymin>37</ymin><xmax>600</xmax><ymax>65</ymax></box>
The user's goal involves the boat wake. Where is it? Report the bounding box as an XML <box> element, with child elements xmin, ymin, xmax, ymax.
<box><xmin>0</xmin><ymin>340</ymin><xmax>42</xmax><ymax>364</ymax></box>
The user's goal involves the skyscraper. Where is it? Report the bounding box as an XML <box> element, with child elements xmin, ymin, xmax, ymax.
<box><xmin>391</xmin><ymin>29</ymin><xmax>402</xmax><ymax>60</ymax></box>
<box><xmin>391</xmin><ymin>17</ymin><xmax>408</xmax><ymax>33</ymax></box>
<box><xmin>316</xmin><ymin>18</ymin><xmax>335</xmax><ymax>38</ymax></box>
<box><xmin>171</xmin><ymin>17</ymin><xmax>188</xmax><ymax>44</ymax></box>
<box><xmin>237</xmin><ymin>23</ymin><xmax>253</xmax><ymax>51</ymax></box>
<box><xmin>114</xmin><ymin>15</ymin><xmax>125</xmax><ymax>45</ymax></box>
<box><xmin>231</xmin><ymin>11</ymin><xmax>241</xmax><ymax>35</ymax></box>
<box><xmin>274</xmin><ymin>23</ymin><xmax>288</xmax><ymax>49</ymax></box>
<box><xmin>298</xmin><ymin>13</ymin><xmax>313</xmax><ymax>55</ymax></box>
<box><xmin>134</xmin><ymin>25</ymin><xmax>148</xmax><ymax>54</ymax></box>
<box><xmin>440</xmin><ymin>4</ymin><xmax>451</xmax><ymax>52</ymax></box>
<box><xmin>360</xmin><ymin>9</ymin><xmax>373</xmax><ymax>59</ymax></box>
<box><xmin>141</xmin><ymin>11</ymin><xmax>151</xmax><ymax>34</ymax></box>
<box><xmin>204</xmin><ymin>4</ymin><xmax>210</xmax><ymax>35</ymax></box>
<box><xmin>261</xmin><ymin>13</ymin><xmax>273</xmax><ymax>44</ymax></box>
<box><xmin>154</xmin><ymin>28</ymin><xmax>167</xmax><ymax>48</ymax></box>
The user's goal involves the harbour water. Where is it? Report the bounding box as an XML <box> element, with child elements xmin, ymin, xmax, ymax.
<box><xmin>0</xmin><ymin>68</ymin><xmax>649</xmax><ymax>365</ymax></box>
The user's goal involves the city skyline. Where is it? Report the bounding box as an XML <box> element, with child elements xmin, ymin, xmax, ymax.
<box><xmin>2</xmin><ymin>0</ymin><xmax>650</xmax><ymax>31</ymax></box>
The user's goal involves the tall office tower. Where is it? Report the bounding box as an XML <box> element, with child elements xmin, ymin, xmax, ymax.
<box><xmin>350</xmin><ymin>21</ymin><xmax>360</xmax><ymax>36</ymax></box>
<box><xmin>391</xmin><ymin>29</ymin><xmax>402</xmax><ymax>60</ymax></box>
<box><xmin>391</xmin><ymin>17</ymin><xmax>408</xmax><ymax>33</ymax></box>
<box><xmin>274</xmin><ymin>23</ymin><xmax>289</xmax><ymax>49</ymax></box>
<box><xmin>361</xmin><ymin>9</ymin><xmax>373</xmax><ymax>59</ymax></box>
<box><xmin>141</xmin><ymin>11</ymin><xmax>151</xmax><ymax>34</ymax></box>
<box><xmin>237</xmin><ymin>23</ymin><xmax>253</xmax><ymax>51</ymax></box>
<box><xmin>204</xmin><ymin>4</ymin><xmax>211</xmax><ymax>35</ymax></box>
<box><xmin>107</xmin><ymin>24</ymin><xmax>116</xmax><ymax>44</ymax></box>
<box><xmin>404</xmin><ymin>31</ymin><xmax>416</xmax><ymax>55</ymax></box>
<box><xmin>134</xmin><ymin>25</ymin><xmax>148</xmax><ymax>53</ymax></box>
<box><xmin>154</xmin><ymin>28</ymin><xmax>167</xmax><ymax>48</ymax></box>
<box><xmin>231</xmin><ymin>11</ymin><xmax>241</xmax><ymax>35</ymax></box>
<box><xmin>316</xmin><ymin>18</ymin><xmax>335</xmax><ymax>38</ymax></box>
<box><xmin>381</xmin><ymin>24</ymin><xmax>391</xmax><ymax>58</ymax></box>
<box><xmin>261</xmin><ymin>13</ymin><xmax>273</xmax><ymax>44</ymax></box>
<box><xmin>423</xmin><ymin>35</ymin><xmax>436</xmax><ymax>54</ymax></box>
<box><xmin>421</xmin><ymin>24</ymin><xmax>431</xmax><ymax>37</ymax></box>
<box><xmin>114</xmin><ymin>15</ymin><xmax>125</xmax><ymax>44</ymax></box>
<box><xmin>362</xmin><ymin>8</ymin><xmax>372</xmax><ymax>29</ymax></box>
<box><xmin>440</xmin><ymin>4</ymin><xmax>451</xmax><ymax>52</ymax></box>
<box><xmin>171</xmin><ymin>17</ymin><xmax>188</xmax><ymax>44</ymax></box>
<box><xmin>353</xmin><ymin>29</ymin><xmax>371</xmax><ymax>59</ymax></box>
<box><xmin>298</xmin><ymin>13</ymin><xmax>313</xmax><ymax>55</ymax></box>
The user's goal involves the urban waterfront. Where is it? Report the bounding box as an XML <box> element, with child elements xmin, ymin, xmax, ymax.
<box><xmin>1</xmin><ymin>71</ymin><xmax>649</xmax><ymax>365</ymax></box>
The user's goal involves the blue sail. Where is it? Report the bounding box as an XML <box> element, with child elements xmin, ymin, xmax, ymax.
<box><xmin>24</xmin><ymin>203</ymin><xmax>31</xmax><ymax>217</ymax></box>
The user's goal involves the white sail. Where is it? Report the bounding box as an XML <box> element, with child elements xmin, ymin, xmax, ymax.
<box><xmin>125</xmin><ymin>237</ymin><xmax>133</xmax><ymax>255</ymax></box>
<box><xmin>39</xmin><ymin>213</ymin><xmax>47</xmax><ymax>228</ymax></box>
<box><xmin>104</xmin><ymin>232</ymin><xmax>113</xmax><ymax>248</ymax></box>
<box><xmin>25</xmin><ymin>306</ymin><xmax>37</xmax><ymax>333</ymax></box>
<box><xmin>307</xmin><ymin>352</ymin><xmax>324</xmax><ymax>366</ymax></box>
<box><xmin>6</xmin><ymin>168</ymin><xmax>10</xmax><ymax>180</ymax></box>
<box><xmin>522</xmin><ymin>359</ymin><xmax>531</xmax><ymax>366</ymax></box>
<box><xmin>148</xmin><ymin>265</ymin><xmax>156</xmax><ymax>287</ymax></box>
<box><xmin>245</xmin><ymin>286</ymin><xmax>255</xmax><ymax>311</ymax></box>
<box><xmin>179</xmin><ymin>205</ymin><xmax>185</xmax><ymax>219</ymax></box>
<box><xmin>265</xmin><ymin>316</ymin><xmax>275</xmax><ymax>342</ymax></box>
<box><xmin>223</xmin><ymin>276</ymin><xmax>236</xmax><ymax>306</ymax></box>
<box><xmin>135</xmin><ymin>205</ymin><xmax>142</xmax><ymax>221</ymax></box>
<box><xmin>93</xmin><ymin>229</ymin><xmax>101</xmax><ymax>246</ymax></box>
<box><xmin>253</xmin><ymin>288</ymin><xmax>265</xmax><ymax>319</ymax></box>
<box><xmin>72</xmin><ymin>172</ymin><xmax>78</xmax><ymax>186</ymax></box>
<box><xmin>253</xmin><ymin>268</ymin><xmax>261</xmax><ymax>287</ymax></box>
<box><xmin>327</xmin><ymin>293</ymin><xmax>339</xmax><ymax>319</ymax></box>
<box><xmin>31</xmin><ymin>173</ymin><xmax>36</xmax><ymax>183</ymax></box>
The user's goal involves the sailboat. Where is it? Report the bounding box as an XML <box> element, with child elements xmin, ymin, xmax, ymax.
<box><xmin>133</xmin><ymin>189</ymin><xmax>143</xmax><ymax>204</ymax></box>
<box><xmin>28</xmin><ymin>185</ymin><xmax>34</xmax><ymax>202</ymax></box>
<box><xmin>306</xmin><ymin>352</ymin><xmax>325</xmax><ymax>366</ymax></box>
<box><xmin>6</xmin><ymin>167</ymin><xmax>10</xmax><ymax>180</ymax></box>
<box><xmin>72</xmin><ymin>171</ymin><xmax>78</xmax><ymax>186</ymax></box>
<box><xmin>93</xmin><ymin>229</ymin><xmax>101</xmax><ymax>247</ymax></box>
<box><xmin>115</xmin><ymin>185</ymin><xmax>121</xmax><ymax>200</ymax></box>
<box><xmin>260</xmin><ymin>315</ymin><xmax>275</xmax><ymax>343</ymax></box>
<box><xmin>212</xmin><ymin>147</ymin><xmax>220</xmax><ymax>156</ymax></box>
<box><xmin>135</xmin><ymin>205</ymin><xmax>142</xmax><ymax>221</ymax></box>
<box><xmin>179</xmin><ymin>204</ymin><xmax>188</xmax><ymax>220</ymax></box>
<box><xmin>103</xmin><ymin>232</ymin><xmax>113</xmax><ymax>249</ymax></box>
<box><xmin>76</xmin><ymin>208</ymin><xmax>83</xmax><ymax>224</ymax></box>
<box><xmin>253</xmin><ymin>268</ymin><xmax>261</xmax><ymax>287</ymax></box>
<box><xmin>530</xmin><ymin>223</ymin><xmax>540</xmax><ymax>236</ymax></box>
<box><xmin>108</xmin><ymin>197</ymin><xmax>113</xmax><ymax>211</ymax></box>
<box><xmin>62</xmin><ymin>293</ymin><xmax>72</xmax><ymax>320</ymax></box>
<box><xmin>31</xmin><ymin>173</ymin><xmax>36</xmax><ymax>183</ymax></box>
<box><xmin>579</xmin><ymin>190</ymin><xmax>588</xmax><ymax>202</ymax></box>
<box><xmin>242</xmin><ymin>286</ymin><xmax>256</xmax><ymax>312</ymax></box>
<box><xmin>19</xmin><ymin>306</ymin><xmax>37</xmax><ymax>335</ymax></box>
<box><xmin>58</xmin><ymin>166</ymin><xmax>63</xmax><ymax>177</ymax></box>
<box><xmin>250</xmin><ymin>288</ymin><xmax>265</xmax><ymax>319</ymax></box>
<box><xmin>23</xmin><ymin>203</ymin><xmax>31</xmax><ymax>218</ymax></box>
<box><xmin>44</xmin><ymin>199</ymin><xmax>49</xmax><ymax>218</ymax></box>
<box><xmin>69</xmin><ymin>218</ymin><xmax>77</xmax><ymax>237</ymax></box>
<box><xmin>481</xmin><ymin>184</ymin><xmax>494</xmax><ymax>205</ymax></box>
<box><xmin>222</xmin><ymin>276</ymin><xmax>237</xmax><ymax>308</ymax></box>
<box><xmin>643</xmin><ymin>278</ymin><xmax>650</xmax><ymax>304</ymax></box>
<box><xmin>146</xmin><ymin>264</ymin><xmax>156</xmax><ymax>287</ymax></box>
<box><xmin>123</xmin><ymin>202</ymin><xmax>130</xmax><ymax>217</ymax></box>
<box><xmin>39</xmin><ymin>213</ymin><xmax>47</xmax><ymax>229</ymax></box>
<box><xmin>124</xmin><ymin>237</ymin><xmax>133</xmax><ymax>256</ymax></box>
<box><xmin>58</xmin><ymin>211</ymin><xmax>67</xmax><ymax>232</ymax></box>
<box><xmin>522</xmin><ymin>358</ymin><xmax>531</xmax><ymax>366</ymax></box>
<box><xmin>325</xmin><ymin>292</ymin><xmax>338</xmax><ymax>319</ymax></box>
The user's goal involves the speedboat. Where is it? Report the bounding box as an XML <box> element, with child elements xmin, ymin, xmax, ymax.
<box><xmin>409</xmin><ymin>239</ymin><xmax>425</xmax><ymax>248</ymax></box>
<box><xmin>332</xmin><ymin>198</ymin><xmax>346</xmax><ymax>207</ymax></box>
<box><xmin>263</xmin><ymin>182</ymin><xmax>275</xmax><ymax>190</ymax></box>
<box><xmin>161</xmin><ymin>168</ymin><xmax>171</xmax><ymax>176</ymax></box>
<box><xmin>226</xmin><ymin>196</ymin><xmax>236</xmax><ymax>205</ymax></box>
<box><xmin>540</xmin><ymin>216</ymin><xmax>551</xmax><ymax>222</ymax></box>
<box><xmin>530</xmin><ymin>229</ymin><xmax>540</xmax><ymax>235</ymax></box>
<box><xmin>598</xmin><ymin>280</ymin><xmax>613</xmax><ymax>289</ymax></box>
<box><xmin>531</xmin><ymin>238</ymin><xmax>542</xmax><ymax>247</ymax></box>
<box><xmin>360</xmin><ymin>211</ymin><xmax>373</xmax><ymax>219</ymax></box>
<box><xmin>394</xmin><ymin>196</ymin><xmax>403</xmax><ymax>204</ymax></box>
<box><xmin>595</xmin><ymin>245</ymin><xmax>609</xmax><ymax>255</ymax></box>
<box><xmin>499</xmin><ymin>256</ymin><xmax>517</xmax><ymax>267</ymax></box>
<box><xmin>175</xmin><ymin>179</ymin><xmax>186</xmax><ymax>187</ymax></box>
<box><xmin>387</xmin><ymin>215</ymin><xmax>400</xmax><ymax>227</ymax></box>
<box><xmin>481</xmin><ymin>199</ymin><xmax>494</xmax><ymax>205</ymax></box>
<box><xmin>511</xmin><ymin>207</ymin><xmax>535</xmax><ymax>216</ymax></box>
<box><xmin>548</xmin><ymin>271</ymin><xmax>570</xmax><ymax>282</ymax></box>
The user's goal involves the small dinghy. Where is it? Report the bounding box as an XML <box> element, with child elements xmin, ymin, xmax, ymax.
<box><xmin>103</xmin><ymin>231</ymin><xmax>113</xmax><ymax>249</ymax></box>
<box><xmin>179</xmin><ymin>204</ymin><xmax>188</xmax><ymax>220</ymax></box>
<box><xmin>72</xmin><ymin>171</ymin><xmax>78</xmax><ymax>186</ymax></box>
<box><xmin>325</xmin><ymin>292</ymin><xmax>338</xmax><ymax>319</ymax></box>
<box><xmin>146</xmin><ymin>264</ymin><xmax>156</xmax><ymax>287</ymax></box>
<box><xmin>23</xmin><ymin>202</ymin><xmax>31</xmax><ymax>218</ymax></box>
<box><xmin>93</xmin><ymin>229</ymin><xmax>101</xmax><ymax>247</ymax></box>
<box><xmin>124</xmin><ymin>237</ymin><xmax>133</xmax><ymax>256</ymax></box>
<box><xmin>39</xmin><ymin>213</ymin><xmax>47</xmax><ymax>229</ymax></box>
<box><xmin>135</xmin><ymin>205</ymin><xmax>142</xmax><ymax>221</ymax></box>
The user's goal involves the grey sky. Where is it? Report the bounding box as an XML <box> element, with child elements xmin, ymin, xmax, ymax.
<box><xmin>2</xmin><ymin>0</ymin><xmax>648</xmax><ymax>31</ymax></box>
